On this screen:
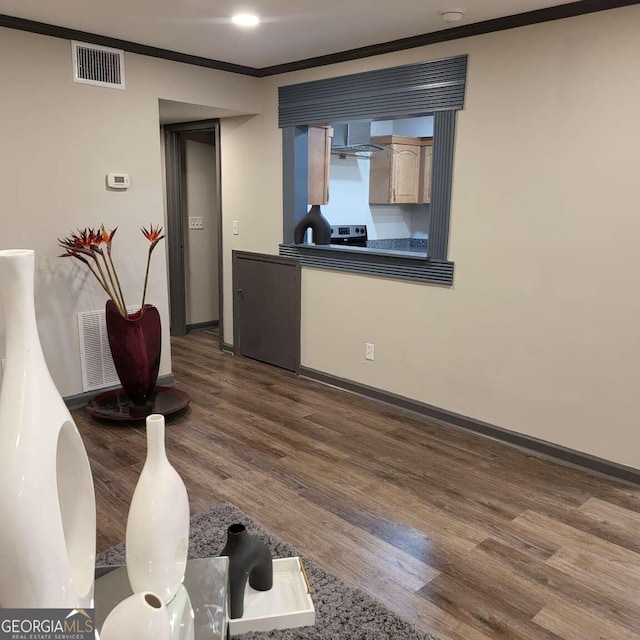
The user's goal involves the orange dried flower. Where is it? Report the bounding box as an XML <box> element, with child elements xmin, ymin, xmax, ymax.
<box><xmin>141</xmin><ymin>224</ymin><xmax>166</xmax><ymax>249</ymax></box>
<box><xmin>58</xmin><ymin>223</ymin><xmax>165</xmax><ymax>317</ymax></box>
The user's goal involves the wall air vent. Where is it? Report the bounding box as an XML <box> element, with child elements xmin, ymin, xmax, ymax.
<box><xmin>77</xmin><ymin>307</ymin><xmax>135</xmax><ymax>392</ymax></box>
<box><xmin>72</xmin><ymin>41</ymin><xmax>125</xmax><ymax>89</ymax></box>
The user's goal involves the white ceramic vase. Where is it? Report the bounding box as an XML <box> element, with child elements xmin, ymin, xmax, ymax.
<box><xmin>126</xmin><ymin>413</ymin><xmax>190</xmax><ymax>603</ymax></box>
<box><xmin>100</xmin><ymin>591</ymin><xmax>171</xmax><ymax>640</ymax></box>
<box><xmin>0</xmin><ymin>249</ymin><xmax>96</xmax><ymax>608</ymax></box>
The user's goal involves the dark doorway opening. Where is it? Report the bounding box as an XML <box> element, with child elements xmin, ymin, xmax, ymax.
<box><xmin>164</xmin><ymin>119</ymin><xmax>223</xmax><ymax>346</ymax></box>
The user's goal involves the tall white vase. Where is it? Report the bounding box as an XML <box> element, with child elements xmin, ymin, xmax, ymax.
<box><xmin>126</xmin><ymin>413</ymin><xmax>190</xmax><ymax>603</ymax></box>
<box><xmin>0</xmin><ymin>249</ymin><xmax>96</xmax><ymax>608</ymax></box>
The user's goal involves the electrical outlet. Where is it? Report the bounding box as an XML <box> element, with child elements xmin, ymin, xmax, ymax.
<box><xmin>232</xmin><ymin>220</ymin><xmax>239</xmax><ymax>235</ymax></box>
<box><xmin>365</xmin><ymin>343</ymin><xmax>375</xmax><ymax>361</ymax></box>
<box><xmin>188</xmin><ymin>216</ymin><xmax>204</xmax><ymax>230</ymax></box>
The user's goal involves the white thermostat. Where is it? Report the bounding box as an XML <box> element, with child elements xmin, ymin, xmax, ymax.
<box><xmin>106</xmin><ymin>173</ymin><xmax>130</xmax><ymax>190</ymax></box>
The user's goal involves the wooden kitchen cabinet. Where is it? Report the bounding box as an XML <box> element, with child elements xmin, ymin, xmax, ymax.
<box><xmin>307</xmin><ymin>126</ymin><xmax>332</xmax><ymax>205</ymax></box>
<box><xmin>419</xmin><ymin>141</ymin><xmax>433</xmax><ymax>204</ymax></box>
<box><xmin>369</xmin><ymin>135</ymin><xmax>433</xmax><ymax>204</ymax></box>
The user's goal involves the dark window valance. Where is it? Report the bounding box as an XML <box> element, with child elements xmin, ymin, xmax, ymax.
<box><xmin>278</xmin><ymin>55</ymin><xmax>467</xmax><ymax>127</ymax></box>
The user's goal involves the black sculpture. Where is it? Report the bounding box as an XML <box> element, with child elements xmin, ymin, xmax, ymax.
<box><xmin>219</xmin><ymin>523</ymin><xmax>273</xmax><ymax>619</ymax></box>
<box><xmin>293</xmin><ymin>205</ymin><xmax>332</xmax><ymax>245</ymax></box>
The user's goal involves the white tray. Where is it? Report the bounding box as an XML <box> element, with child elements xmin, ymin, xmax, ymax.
<box><xmin>228</xmin><ymin>557</ymin><xmax>315</xmax><ymax>636</ymax></box>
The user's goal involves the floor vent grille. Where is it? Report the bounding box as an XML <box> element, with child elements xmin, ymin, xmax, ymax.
<box><xmin>72</xmin><ymin>41</ymin><xmax>125</xmax><ymax>89</ymax></box>
<box><xmin>77</xmin><ymin>307</ymin><xmax>135</xmax><ymax>392</ymax></box>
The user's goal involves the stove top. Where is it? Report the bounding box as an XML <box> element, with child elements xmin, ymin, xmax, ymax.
<box><xmin>330</xmin><ymin>225</ymin><xmax>367</xmax><ymax>240</ymax></box>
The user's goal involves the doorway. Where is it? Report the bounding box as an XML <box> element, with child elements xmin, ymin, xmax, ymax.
<box><xmin>163</xmin><ymin>120</ymin><xmax>223</xmax><ymax>344</ymax></box>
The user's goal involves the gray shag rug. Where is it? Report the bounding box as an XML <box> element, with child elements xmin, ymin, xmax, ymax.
<box><xmin>97</xmin><ymin>503</ymin><xmax>438</xmax><ymax>640</ymax></box>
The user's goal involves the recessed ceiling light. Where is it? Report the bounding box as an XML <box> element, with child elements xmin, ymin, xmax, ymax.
<box><xmin>232</xmin><ymin>13</ymin><xmax>260</xmax><ymax>27</ymax></box>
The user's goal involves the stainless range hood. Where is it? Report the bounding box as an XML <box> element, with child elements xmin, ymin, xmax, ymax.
<box><xmin>331</xmin><ymin>122</ymin><xmax>383</xmax><ymax>157</ymax></box>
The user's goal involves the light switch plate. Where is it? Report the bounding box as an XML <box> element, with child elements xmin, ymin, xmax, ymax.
<box><xmin>189</xmin><ymin>217</ymin><xmax>204</xmax><ymax>230</ymax></box>
<box><xmin>232</xmin><ymin>220</ymin><xmax>239</xmax><ymax>235</ymax></box>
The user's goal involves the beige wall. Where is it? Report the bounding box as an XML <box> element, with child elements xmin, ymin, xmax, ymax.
<box><xmin>221</xmin><ymin>6</ymin><xmax>640</xmax><ymax>469</ymax></box>
<box><xmin>219</xmin><ymin>112</ymin><xmax>286</xmax><ymax>343</ymax></box>
<box><xmin>0</xmin><ymin>27</ymin><xmax>260</xmax><ymax>396</ymax></box>
<box><xmin>1</xmin><ymin>7</ymin><xmax>638</xmax><ymax>469</ymax></box>
<box><xmin>184</xmin><ymin>138</ymin><xmax>219</xmax><ymax>325</ymax></box>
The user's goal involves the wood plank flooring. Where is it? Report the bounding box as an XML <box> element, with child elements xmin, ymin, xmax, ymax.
<box><xmin>74</xmin><ymin>329</ymin><xmax>640</xmax><ymax>640</ymax></box>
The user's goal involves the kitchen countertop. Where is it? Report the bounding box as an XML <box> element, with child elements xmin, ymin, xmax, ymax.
<box><xmin>367</xmin><ymin>238</ymin><xmax>428</xmax><ymax>252</ymax></box>
<box><xmin>288</xmin><ymin>243</ymin><xmax>429</xmax><ymax>260</ymax></box>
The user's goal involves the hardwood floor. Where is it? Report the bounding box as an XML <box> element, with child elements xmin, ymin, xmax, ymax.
<box><xmin>74</xmin><ymin>329</ymin><xmax>640</xmax><ymax>640</ymax></box>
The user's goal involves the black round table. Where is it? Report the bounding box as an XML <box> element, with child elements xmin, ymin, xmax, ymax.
<box><xmin>86</xmin><ymin>386</ymin><xmax>190</xmax><ymax>422</ymax></box>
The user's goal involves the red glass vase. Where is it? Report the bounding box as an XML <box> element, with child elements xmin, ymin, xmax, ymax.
<box><xmin>105</xmin><ymin>300</ymin><xmax>162</xmax><ymax>406</ymax></box>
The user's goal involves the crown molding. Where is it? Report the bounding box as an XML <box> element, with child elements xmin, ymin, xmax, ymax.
<box><xmin>0</xmin><ymin>13</ymin><xmax>260</xmax><ymax>76</ymax></box>
<box><xmin>1</xmin><ymin>0</ymin><xmax>637</xmax><ymax>78</ymax></box>
<box><xmin>257</xmin><ymin>0</ymin><xmax>639</xmax><ymax>76</ymax></box>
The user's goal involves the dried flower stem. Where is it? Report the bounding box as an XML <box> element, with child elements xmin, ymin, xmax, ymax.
<box><xmin>75</xmin><ymin>256</ymin><xmax>119</xmax><ymax>306</ymax></box>
<box><xmin>91</xmin><ymin>253</ymin><xmax>126</xmax><ymax>317</ymax></box>
<box><xmin>59</xmin><ymin>225</ymin><xmax>164</xmax><ymax>319</ymax></box>
<box><xmin>108</xmin><ymin>253</ymin><xmax>128</xmax><ymax>316</ymax></box>
<box><xmin>101</xmin><ymin>251</ymin><xmax>127</xmax><ymax>316</ymax></box>
<box><xmin>140</xmin><ymin>247</ymin><xmax>152</xmax><ymax>310</ymax></box>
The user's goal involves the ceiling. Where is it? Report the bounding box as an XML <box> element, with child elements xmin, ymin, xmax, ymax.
<box><xmin>0</xmin><ymin>0</ymin><xmax>581</xmax><ymax>69</ymax></box>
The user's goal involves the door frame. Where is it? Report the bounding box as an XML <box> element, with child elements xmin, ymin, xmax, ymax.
<box><xmin>163</xmin><ymin>119</ymin><xmax>223</xmax><ymax>344</ymax></box>
<box><xmin>232</xmin><ymin>251</ymin><xmax>301</xmax><ymax>374</ymax></box>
